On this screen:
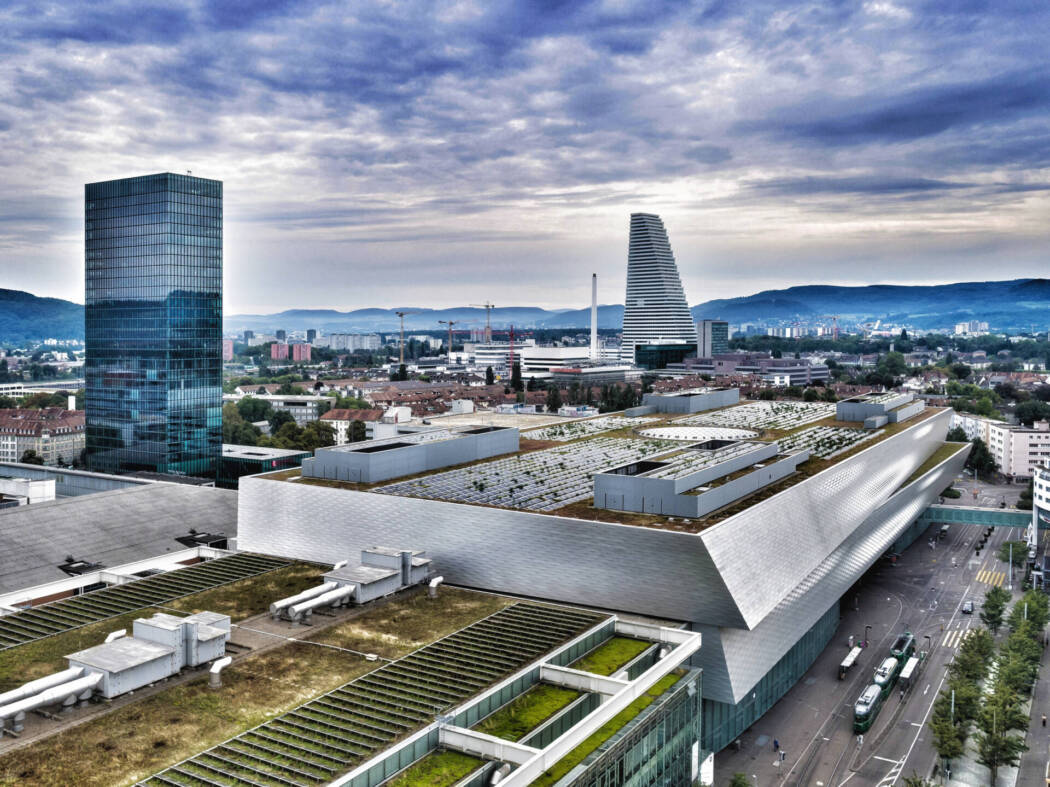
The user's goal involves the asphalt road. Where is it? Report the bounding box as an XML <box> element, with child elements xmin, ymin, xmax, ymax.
<box><xmin>715</xmin><ymin>520</ymin><xmax>1026</xmax><ymax>787</ymax></box>
<box><xmin>947</xmin><ymin>474</ymin><xmax>1024</xmax><ymax>509</ymax></box>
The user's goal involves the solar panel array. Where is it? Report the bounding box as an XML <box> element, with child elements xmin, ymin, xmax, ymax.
<box><xmin>674</xmin><ymin>401</ymin><xmax>835</xmax><ymax>430</ymax></box>
<box><xmin>0</xmin><ymin>553</ymin><xmax>290</xmax><ymax>652</ymax></box>
<box><xmin>376</xmin><ymin>436</ymin><xmax>679</xmax><ymax>511</ymax></box>
<box><xmin>142</xmin><ymin>603</ymin><xmax>606</xmax><ymax>787</ymax></box>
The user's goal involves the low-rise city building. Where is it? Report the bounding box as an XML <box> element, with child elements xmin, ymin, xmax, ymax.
<box><xmin>0</xmin><ymin>408</ymin><xmax>85</xmax><ymax>465</ymax></box>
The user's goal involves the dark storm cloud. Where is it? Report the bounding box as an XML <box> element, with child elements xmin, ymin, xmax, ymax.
<box><xmin>750</xmin><ymin>72</ymin><xmax>1050</xmax><ymax>146</ymax></box>
<box><xmin>1</xmin><ymin>0</ymin><xmax>1049</xmax><ymax>309</ymax></box>
<box><xmin>747</xmin><ymin>175</ymin><xmax>975</xmax><ymax>196</ymax></box>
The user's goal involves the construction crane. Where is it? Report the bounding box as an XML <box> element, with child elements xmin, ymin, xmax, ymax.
<box><xmin>470</xmin><ymin>302</ymin><xmax>495</xmax><ymax>343</ymax></box>
<box><xmin>438</xmin><ymin>320</ymin><xmax>459</xmax><ymax>365</ymax></box>
<box><xmin>816</xmin><ymin>315</ymin><xmax>840</xmax><ymax>341</ymax></box>
<box><xmin>394</xmin><ymin>311</ymin><xmax>421</xmax><ymax>364</ymax></box>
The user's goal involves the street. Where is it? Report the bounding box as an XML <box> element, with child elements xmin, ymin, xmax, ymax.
<box><xmin>715</xmin><ymin>519</ymin><xmax>1031</xmax><ymax>786</ymax></box>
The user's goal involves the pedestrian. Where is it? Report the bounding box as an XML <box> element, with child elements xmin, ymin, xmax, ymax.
<box><xmin>773</xmin><ymin>738</ymin><xmax>779</xmax><ymax>752</ymax></box>
<box><xmin>1043</xmin><ymin>714</ymin><xmax>1046</xmax><ymax>727</ymax></box>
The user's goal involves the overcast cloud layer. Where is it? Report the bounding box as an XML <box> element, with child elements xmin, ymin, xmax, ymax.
<box><xmin>1</xmin><ymin>0</ymin><xmax>1048</xmax><ymax>313</ymax></box>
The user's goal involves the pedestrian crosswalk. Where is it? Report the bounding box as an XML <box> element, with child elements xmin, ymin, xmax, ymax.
<box><xmin>976</xmin><ymin>569</ymin><xmax>1006</xmax><ymax>586</ymax></box>
<box><xmin>942</xmin><ymin>628</ymin><xmax>971</xmax><ymax>649</ymax></box>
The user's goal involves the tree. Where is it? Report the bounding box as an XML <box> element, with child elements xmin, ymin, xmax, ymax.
<box><xmin>929</xmin><ymin>709</ymin><xmax>964</xmax><ymax>763</ymax></box>
<box><xmin>511</xmin><ymin>362</ymin><xmax>523</xmax><ymax>392</ymax></box>
<box><xmin>966</xmin><ymin>438</ymin><xmax>997</xmax><ymax>477</ymax></box>
<box><xmin>349</xmin><ymin>420</ymin><xmax>367</xmax><ymax>443</ymax></box>
<box><xmin>803</xmin><ymin>387</ymin><xmax>819</xmax><ymax>402</ymax></box>
<box><xmin>275</xmin><ymin>381</ymin><xmax>301</xmax><ymax>395</ymax></box>
<box><xmin>758</xmin><ymin>388</ymin><xmax>776</xmax><ymax>400</ymax></box>
<box><xmin>19</xmin><ymin>449</ymin><xmax>45</xmax><ymax>465</ymax></box>
<box><xmin>1015</xmin><ymin>400</ymin><xmax>1050</xmax><ymax>427</ymax></box>
<box><xmin>728</xmin><ymin>775</ymin><xmax>751</xmax><ymax>787</ymax></box>
<box><xmin>237</xmin><ymin>396</ymin><xmax>274</xmax><ymax>423</ymax></box>
<box><xmin>946</xmin><ymin>425</ymin><xmax>968</xmax><ymax>442</ymax></box>
<box><xmin>268</xmin><ymin>410</ymin><xmax>296</xmax><ymax>433</ymax></box>
<box><xmin>0</xmin><ymin>394</ymin><xmax>16</xmax><ymax>409</ymax></box>
<box><xmin>485</xmin><ymin>366</ymin><xmax>495</xmax><ymax>386</ymax></box>
<box><xmin>980</xmin><ymin>586</ymin><xmax>1011</xmax><ymax>634</ymax></box>
<box><xmin>1017</xmin><ymin>479</ymin><xmax>1033</xmax><ymax>510</ymax></box>
<box><xmin>951</xmin><ymin>362</ymin><xmax>972</xmax><ymax>380</ymax></box>
<box><xmin>975</xmin><ymin>695</ymin><xmax>1027</xmax><ymax>784</ymax></box>
<box><xmin>997</xmin><ymin>540</ymin><xmax>1027</xmax><ymax>568</ymax></box>
<box><xmin>879</xmin><ymin>351</ymin><xmax>908</xmax><ymax>377</ymax></box>
<box><xmin>902</xmin><ymin>773</ymin><xmax>933</xmax><ymax>787</ymax></box>
<box><xmin>821</xmin><ymin>387</ymin><xmax>837</xmax><ymax>402</ymax></box>
<box><xmin>298</xmin><ymin>421</ymin><xmax>336</xmax><ymax>451</ymax></box>
<box><xmin>545</xmin><ymin>385</ymin><xmax>562</xmax><ymax>413</ymax></box>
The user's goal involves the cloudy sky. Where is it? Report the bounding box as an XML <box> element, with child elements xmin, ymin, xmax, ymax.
<box><xmin>1</xmin><ymin>0</ymin><xmax>1048</xmax><ymax>313</ymax></box>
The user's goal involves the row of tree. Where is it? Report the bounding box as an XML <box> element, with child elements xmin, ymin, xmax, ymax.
<box><xmin>931</xmin><ymin>589</ymin><xmax>1049</xmax><ymax>783</ymax></box>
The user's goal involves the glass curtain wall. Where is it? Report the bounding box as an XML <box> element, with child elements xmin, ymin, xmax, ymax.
<box><xmin>85</xmin><ymin>173</ymin><xmax>222</xmax><ymax>478</ymax></box>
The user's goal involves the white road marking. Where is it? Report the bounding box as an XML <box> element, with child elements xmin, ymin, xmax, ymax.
<box><xmin>872</xmin><ymin>755</ymin><xmax>899</xmax><ymax>763</ymax></box>
<box><xmin>923</xmin><ymin>683</ymin><xmax>930</xmax><ymax>695</ymax></box>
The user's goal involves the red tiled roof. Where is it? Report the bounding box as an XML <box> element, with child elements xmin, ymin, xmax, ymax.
<box><xmin>0</xmin><ymin>408</ymin><xmax>85</xmax><ymax>436</ymax></box>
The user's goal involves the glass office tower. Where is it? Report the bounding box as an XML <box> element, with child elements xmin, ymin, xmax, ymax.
<box><xmin>85</xmin><ymin>173</ymin><xmax>222</xmax><ymax>478</ymax></box>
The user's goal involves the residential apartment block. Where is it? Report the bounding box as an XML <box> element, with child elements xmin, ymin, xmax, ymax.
<box><xmin>0</xmin><ymin>408</ymin><xmax>86</xmax><ymax>466</ymax></box>
<box><xmin>951</xmin><ymin>412</ymin><xmax>1050</xmax><ymax>480</ymax></box>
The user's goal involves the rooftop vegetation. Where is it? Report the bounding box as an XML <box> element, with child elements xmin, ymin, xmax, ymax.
<box><xmin>570</xmin><ymin>637</ymin><xmax>651</xmax><ymax>676</ymax></box>
<box><xmin>475</xmin><ymin>684</ymin><xmax>581</xmax><ymax>742</ymax></box>
<box><xmin>384</xmin><ymin>749</ymin><xmax>485</xmax><ymax>786</ymax></box>
<box><xmin>0</xmin><ymin>588</ymin><xmax>511</xmax><ymax>787</ymax></box>
<box><xmin>0</xmin><ymin>562</ymin><xmax>322</xmax><ymax>690</ymax></box>
<box><xmin>529</xmin><ymin>672</ymin><xmax>683</xmax><ymax>787</ymax></box>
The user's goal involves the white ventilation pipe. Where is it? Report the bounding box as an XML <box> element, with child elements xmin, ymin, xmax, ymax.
<box><xmin>332</xmin><ymin>560</ymin><xmax>349</xmax><ymax>570</ymax></box>
<box><xmin>0</xmin><ymin>667</ymin><xmax>85</xmax><ymax>708</ymax></box>
<box><xmin>104</xmin><ymin>629</ymin><xmax>126</xmax><ymax>643</ymax></box>
<box><xmin>490</xmin><ymin>763</ymin><xmax>512</xmax><ymax>784</ymax></box>
<box><xmin>428</xmin><ymin>576</ymin><xmax>444</xmax><ymax>599</ymax></box>
<box><xmin>209</xmin><ymin>656</ymin><xmax>233</xmax><ymax>689</ymax></box>
<box><xmin>0</xmin><ymin>672</ymin><xmax>102</xmax><ymax>733</ymax></box>
<box><xmin>270</xmin><ymin>582</ymin><xmax>337</xmax><ymax>619</ymax></box>
<box><xmin>289</xmin><ymin>584</ymin><xmax>355</xmax><ymax>623</ymax></box>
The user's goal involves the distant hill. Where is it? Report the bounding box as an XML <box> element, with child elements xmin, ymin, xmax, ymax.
<box><xmin>3</xmin><ymin>277</ymin><xmax>1048</xmax><ymax>346</ymax></box>
<box><xmin>0</xmin><ymin>289</ymin><xmax>84</xmax><ymax>344</ymax></box>
<box><xmin>691</xmin><ymin>279</ymin><xmax>1050</xmax><ymax>331</ymax></box>
<box><xmin>226</xmin><ymin>278</ymin><xmax>1050</xmax><ymax>335</ymax></box>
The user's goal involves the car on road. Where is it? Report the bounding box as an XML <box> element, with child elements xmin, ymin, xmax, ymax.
<box><xmin>962</xmin><ymin>600</ymin><xmax>974</xmax><ymax>614</ymax></box>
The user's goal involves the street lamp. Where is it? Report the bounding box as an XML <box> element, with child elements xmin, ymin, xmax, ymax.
<box><xmin>864</xmin><ymin>625</ymin><xmax>872</xmax><ymax>648</ymax></box>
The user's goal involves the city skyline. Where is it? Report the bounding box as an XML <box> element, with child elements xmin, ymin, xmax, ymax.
<box><xmin>1</xmin><ymin>2</ymin><xmax>1048</xmax><ymax>313</ymax></box>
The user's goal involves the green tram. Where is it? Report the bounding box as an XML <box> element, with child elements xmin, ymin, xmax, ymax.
<box><xmin>873</xmin><ymin>656</ymin><xmax>903</xmax><ymax>698</ymax></box>
<box><xmin>890</xmin><ymin>631</ymin><xmax>916</xmax><ymax>662</ymax></box>
<box><xmin>853</xmin><ymin>630</ymin><xmax>916</xmax><ymax>733</ymax></box>
<box><xmin>853</xmin><ymin>684</ymin><xmax>883</xmax><ymax>733</ymax></box>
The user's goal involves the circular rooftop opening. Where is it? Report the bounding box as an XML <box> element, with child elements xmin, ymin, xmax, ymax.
<box><xmin>637</xmin><ymin>426</ymin><xmax>758</xmax><ymax>442</ymax></box>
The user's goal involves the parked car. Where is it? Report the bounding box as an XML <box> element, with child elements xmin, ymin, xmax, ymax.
<box><xmin>962</xmin><ymin>600</ymin><xmax>974</xmax><ymax>614</ymax></box>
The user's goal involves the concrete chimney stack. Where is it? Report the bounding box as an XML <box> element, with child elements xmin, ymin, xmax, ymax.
<box><xmin>590</xmin><ymin>274</ymin><xmax>598</xmax><ymax>361</ymax></box>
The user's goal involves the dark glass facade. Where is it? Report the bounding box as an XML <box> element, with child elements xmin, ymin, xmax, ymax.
<box><xmin>566</xmin><ymin>670</ymin><xmax>702</xmax><ymax>787</ymax></box>
<box><xmin>634</xmin><ymin>343</ymin><xmax>698</xmax><ymax>370</ymax></box>
<box><xmin>85</xmin><ymin>173</ymin><xmax>222</xmax><ymax>479</ymax></box>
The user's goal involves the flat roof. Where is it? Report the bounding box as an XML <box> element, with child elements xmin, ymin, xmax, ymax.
<box><xmin>266</xmin><ymin>399</ymin><xmax>944</xmax><ymax>531</ymax></box>
<box><xmin>221</xmin><ymin>443</ymin><xmax>311</xmax><ymax>460</ymax></box>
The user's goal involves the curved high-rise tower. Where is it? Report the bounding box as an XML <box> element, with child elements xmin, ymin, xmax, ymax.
<box><xmin>620</xmin><ymin>213</ymin><xmax>697</xmax><ymax>362</ymax></box>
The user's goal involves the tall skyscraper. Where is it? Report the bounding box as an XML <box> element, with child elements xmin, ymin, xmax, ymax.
<box><xmin>620</xmin><ymin>213</ymin><xmax>697</xmax><ymax>362</ymax></box>
<box><xmin>85</xmin><ymin>173</ymin><xmax>222</xmax><ymax>478</ymax></box>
